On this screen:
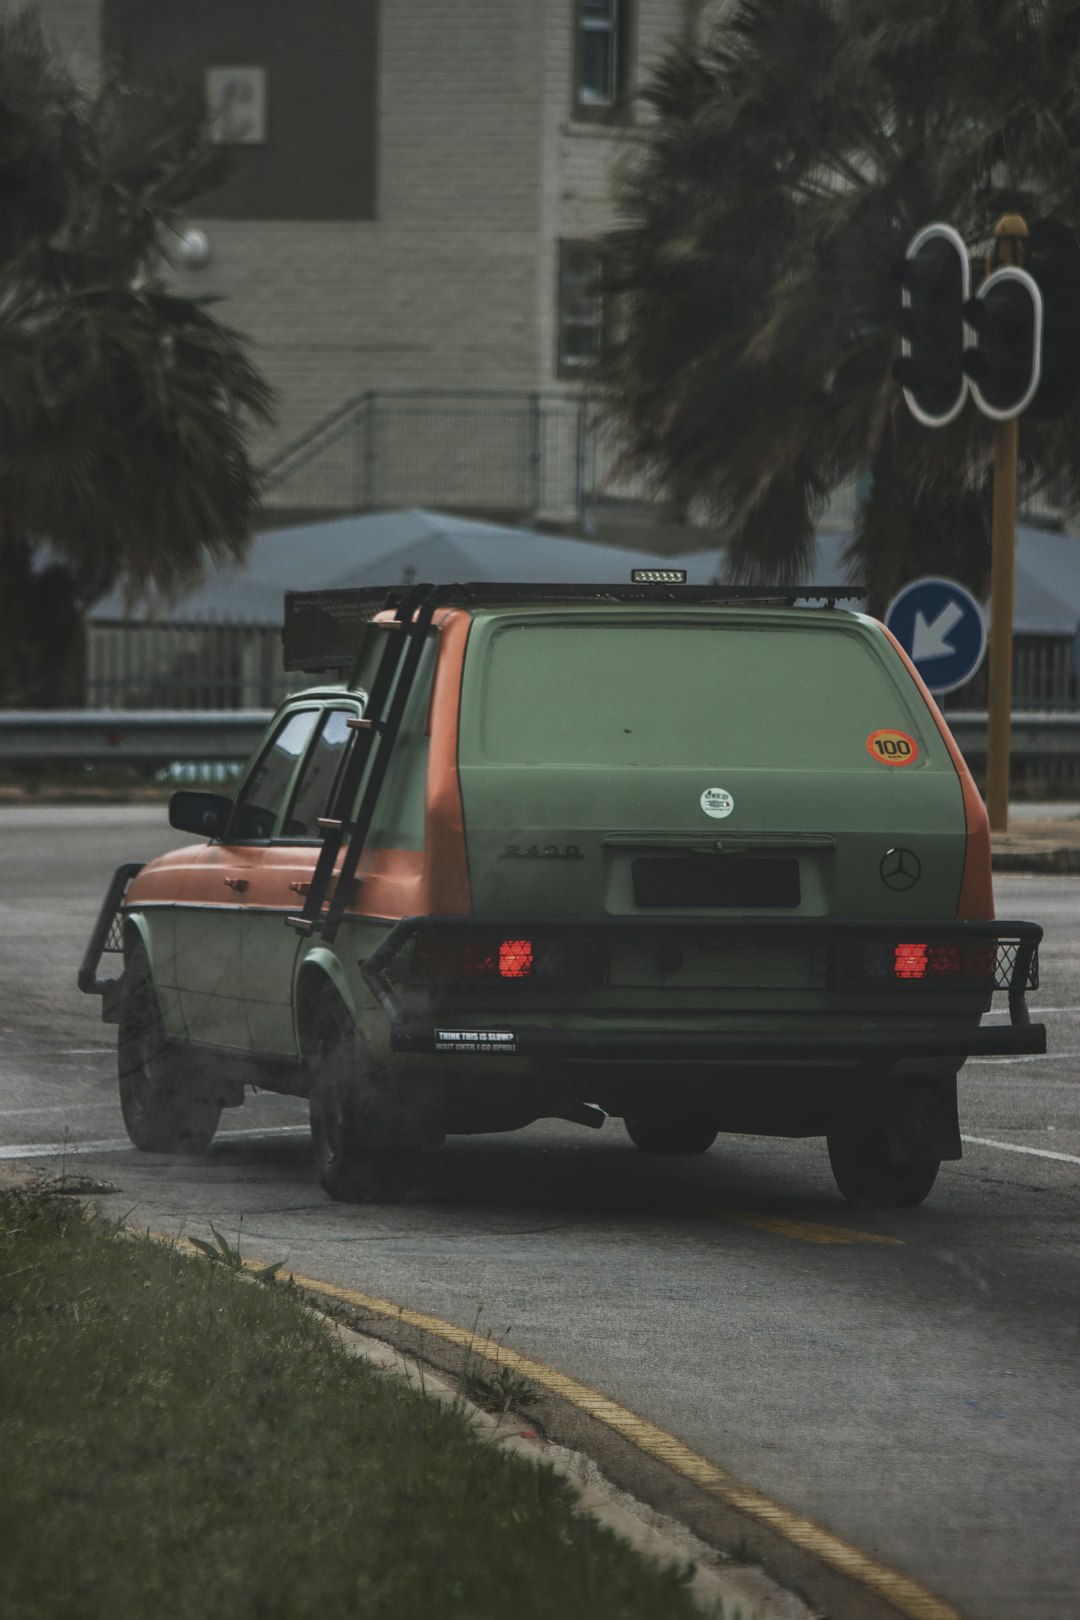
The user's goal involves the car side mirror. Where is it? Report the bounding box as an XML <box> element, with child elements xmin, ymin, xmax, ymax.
<box><xmin>169</xmin><ymin>790</ymin><xmax>233</xmax><ymax>839</ymax></box>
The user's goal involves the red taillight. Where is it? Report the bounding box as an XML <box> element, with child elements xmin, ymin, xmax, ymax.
<box><xmin>895</xmin><ymin>942</ymin><xmax>928</xmax><ymax>980</ymax></box>
<box><xmin>412</xmin><ymin>938</ymin><xmax>497</xmax><ymax>978</ymax></box>
<box><xmin>412</xmin><ymin>936</ymin><xmax>535</xmax><ymax>980</ymax></box>
<box><xmin>893</xmin><ymin>942</ymin><xmax>997</xmax><ymax>983</ymax></box>
<box><xmin>499</xmin><ymin>939</ymin><xmax>534</xmax><ymax>979</ymax></box>
<box><xmin>409</xmin><ymin>933</ymin><xmax>606</xmax><ymax>989</ymax></box>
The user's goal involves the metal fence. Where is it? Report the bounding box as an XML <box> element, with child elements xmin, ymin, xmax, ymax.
<box><xmin>940</xmin><ymin>637</ymin><xmax>1079</xmax><ymax>713</ymax></box>
<box><xmin>86</xmin><ymin>621</ymin><xmax>298</xmax><ymax>712</ymax></box>
<box><xmin>86</xmin><ymin>616</ymin><xmax>1079</xmax><ymax>716</ymax></box>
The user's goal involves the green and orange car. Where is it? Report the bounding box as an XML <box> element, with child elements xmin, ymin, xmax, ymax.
<box><xmin>80</xmin><ymin>580</ymin><xmax>1045</xmax><ymax>1206</ymax></box>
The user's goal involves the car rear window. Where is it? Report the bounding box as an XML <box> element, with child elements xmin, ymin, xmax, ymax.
<box><xmin>478</xmin><ymin>619</ymin><xmax>930</xmax><ymax>769</ymax></box>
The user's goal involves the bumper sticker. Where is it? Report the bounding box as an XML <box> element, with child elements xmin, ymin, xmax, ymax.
<box><xmin>700</xmin><ymin>787</ymin><xmax>735</xmax><ymax>819</ymax></box>
<box><xmin>435</xmin><ymin>1029</ymin><xmax>517</xmax><ymax>1054</ymax></box>
<box><xmin>867</xmin><ymin>728</ymin><xmax>919</xmax><ymax>766</ymax></box>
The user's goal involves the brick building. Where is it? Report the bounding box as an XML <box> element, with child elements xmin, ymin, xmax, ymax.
<box><xmin>25</xmin><ymin>0</ymin><xmax>701</xmax><ymax>526</ymax></box>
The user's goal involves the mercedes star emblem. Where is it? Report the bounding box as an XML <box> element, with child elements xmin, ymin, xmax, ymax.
<box><xmin>880</xmin><ymin>847</ymin><xmax>921</xmax><ymax>890</ymax></box>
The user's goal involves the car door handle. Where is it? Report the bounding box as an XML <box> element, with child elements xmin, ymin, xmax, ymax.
<box><xmin>289</xmin><ymin>881</ymin><xmax>310</xmax><ymax>895</ymax></box>
<box><xmin>223</xmin><ymin>877</ymin><xmax>249</xmax><ymax>892</ymax></box>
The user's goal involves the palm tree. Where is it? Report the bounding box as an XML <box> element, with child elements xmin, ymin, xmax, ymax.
<box><xmin>0</xmin><ymin>8</ymin><xmax>274</xmax><ymax>703</ymax></box>
<box><xmin>602</xmin><ymin>0</ymin><xmax>1080</xmax><ymax>609</ymax></box>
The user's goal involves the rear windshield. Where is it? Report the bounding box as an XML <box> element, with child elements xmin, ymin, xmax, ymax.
<box><xmin>477</xmin><ymin>619</ymin><xmax>929</xmax><ymax>769</ymax></box>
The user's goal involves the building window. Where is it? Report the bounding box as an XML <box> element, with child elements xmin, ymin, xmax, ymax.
<box><xmin>574</xmin><ymin>0</ymin><xmax>631</xmax><ymax>118</ymax></box>
<box><xmin>206</xmin><ymin>66</ymin><xmax>267</xmax><ymax>145</ymax></box>
<box><xmin>558</xmin><ymin>242</ymin><xmax>606</xmax><ymax>377</ymax></box>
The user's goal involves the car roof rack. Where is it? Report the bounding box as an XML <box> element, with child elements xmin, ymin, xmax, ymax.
<box><xmin>282</xmin><ymin>582</ymin><xmax>866</xmax><ymax>673</ymax></box>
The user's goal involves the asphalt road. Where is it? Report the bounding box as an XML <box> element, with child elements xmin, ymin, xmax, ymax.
<box><xmin>2</xmin><ymin>805</ymin><xmax>1077</xmax><ymax>1620</ymax></box>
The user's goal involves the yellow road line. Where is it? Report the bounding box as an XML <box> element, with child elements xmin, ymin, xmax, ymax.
<box><xmin>275</xmin><ymin>1266</ymin><xmax>965</xmax><ymax>1620</ymax></box>
<box><xmin>726</xmin><ymin>1212</ymin><xmax>904</xmax><ymax>1246</ymax></box>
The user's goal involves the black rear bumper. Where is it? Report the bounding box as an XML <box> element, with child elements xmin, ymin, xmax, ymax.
<box><xmin>386</xmin><ymin>1024</ymin><xmax>1044</xmax><ymax>1060</ymax></box>
<box><xmin>362</xmin><ymin>914</ymin><xmax>1046</xmax><ymax>1065</ymax></box>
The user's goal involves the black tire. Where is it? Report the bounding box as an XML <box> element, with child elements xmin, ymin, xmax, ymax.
<box><xmin>307</xmin><ymin>993</ymin><xmax>415</xmax><ymax>1204</ymax></box>
<box><xmin>827</xmin><ymin>1090</ymin><xmax>942</xmax><ymax>1208</ymax></box>
<box><xmin>624</xmin><ymin>1115</ymin><xmax>718</xmax><ymax>1155</ymax></box>
<box><xmin>118</xmin><ymin>944</ymin><xmax>221</xmax><ymax>1153</ymax></box>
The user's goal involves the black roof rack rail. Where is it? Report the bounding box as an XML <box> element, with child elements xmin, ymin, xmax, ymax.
<box><xmin>282</xmin><ymin>582</ymin><xmax>866</xmax><ymax>673</ymax></box>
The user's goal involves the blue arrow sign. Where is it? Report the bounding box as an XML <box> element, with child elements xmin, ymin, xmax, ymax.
<box><xmin>884</xmin><ymin>576</ymin><xmax>987</xmax><ymax>694</ymax></box>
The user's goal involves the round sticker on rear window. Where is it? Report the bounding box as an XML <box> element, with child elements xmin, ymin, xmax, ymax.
<box><xmin>867</xmin><ymin>729</ymin><xmax>919</xmax><ymax>766</ymax></box>
<box><xmin>701</xmin><ymin>787</ymin><xmax>734</xmax><ymax>818</ymax></box>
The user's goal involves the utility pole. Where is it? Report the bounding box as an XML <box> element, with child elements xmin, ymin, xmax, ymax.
<box><xmin>986</xmin><ymin>409</ymin><xmax>1019</xmax><ymax>831</ymax></box>
<box><xmin>984</xmin><ymin>217</ymin><xmax>1027</xmax><ymax>833</ymax></box>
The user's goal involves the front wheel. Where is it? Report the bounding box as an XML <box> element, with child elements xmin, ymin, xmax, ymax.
<box><xmin>827</xmin><ymin>1089</ymin><xmax>942</xmax><ymax>1208</ymax></box>
<box><xmin>307</xmin><ymin>994</ymin><xmax>415</xmax><ymax>1204</ymax></box>
<box><xmin>624</xmin><ymin>1116</ymin><xmax>718</xmax><ymax>1155</ymax></box>
<box><xmin>118</xmin><ymin>944</ymin><xmax>221</xmax><ymax>1153</ymax></box>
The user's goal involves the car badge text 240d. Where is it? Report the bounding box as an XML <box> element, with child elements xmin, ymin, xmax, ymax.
<box><xmin>501</xmin><ymin>845</ymin><xmax>584</xmax><ymax>860</ymax></box>
<box><xmin>880</xmin><ymin>847</ymin><xmax>922</xmax><ymax>890</ymax></box>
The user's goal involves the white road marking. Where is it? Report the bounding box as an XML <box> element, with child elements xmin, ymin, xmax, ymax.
<box><xmin>0</xmin><ymin>1138</ymin><xmax>131</xmax><ymax>1159</ymax></box>
<box><xmin>961</xmin><ymin>1134</ymin><xmax>1080</xmax><ymax>1165</ymax></box>
<box><xmin>0</xmin><ymin>1104</ymin><xmax>116</xmax><ymax>1118</ymax></box>
<box><xmin>0</xmin><ymin>1125</ymin><xmax>309</xmax><ymax>1160</ymax></box>
<box><xmin>968</xmin><ymin>1051</ymin><xmax>1080</xmax><ymax>1063</ymax></box>
<box><xmin>967</xmin><ymin>1077</ymin><xmax>1080</xmax><ymax>1089</ymax></box>
<box><xmin>982</xmin><ymin>1006</ymin><xmax>1080</xmax><ymax>1016</ymax></box>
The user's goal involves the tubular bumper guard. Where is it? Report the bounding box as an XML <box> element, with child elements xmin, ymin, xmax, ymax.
<box><xmin>361</xmin><ymin>915</ymin><xmax>1046</xmax><ymax>1063</ymax></box>
<box><xmin>77</xmin><ymin>863</ymin><xmax>145</xmax><ymax>1021</ymax></box>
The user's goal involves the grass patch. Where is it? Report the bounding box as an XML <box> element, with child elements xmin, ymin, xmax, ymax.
<box><xmin>0</xmin><ymin>1187</ymin><xmax>719</xmax><ymax>1620</ymax></box>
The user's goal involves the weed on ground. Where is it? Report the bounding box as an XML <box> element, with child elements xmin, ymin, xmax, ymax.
<box><xmin>0</xmin><ymin>1186</ymin><xmax>721</xmax><ymax>1620</ymax></box>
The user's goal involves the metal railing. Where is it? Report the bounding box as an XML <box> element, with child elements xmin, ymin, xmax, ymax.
<box><xmin>259</xmin><ymin>389</ymin><xmax>621</xmax><ymax>522</ymax></box>
<box><xmin>257</xmin><ymin>387</ymin><xmax>1072</xmax><ymax>532</ymax></box>
<box><xmin>0</xmin><ymin>710</ymin><xmax>272</xmax><ymax>763</ymax></box>
<box><xmin>84</xmin><ymin>617</ymin><xmax>1079</xmax><ymax>716</ymax></box>
<box><xmin>2</xmin><ymin>711</ymin><xmax>1078</xmax><ymax>780</ymax></box>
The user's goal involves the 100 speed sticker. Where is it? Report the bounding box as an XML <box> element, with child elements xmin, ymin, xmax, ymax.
<box><xmin>866</xmin><ymin>728</ymin><xmax>919</xmax><ymax>766</ymax></box>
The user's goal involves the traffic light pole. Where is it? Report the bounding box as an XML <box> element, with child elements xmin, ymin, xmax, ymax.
<box><xmin>986</xmin><ymin>413</ymin><xmax>1018</xmax><ymax>831</ymax></box>
<box><xmin>895</xmin><ymin>211</ymin><xmax>1079</xmax><ymax>829</ymax></box>
<box><xmin>984</xmin><ymin>215</ymin><xmax>1028</xmax><ymax>833</ymax></box>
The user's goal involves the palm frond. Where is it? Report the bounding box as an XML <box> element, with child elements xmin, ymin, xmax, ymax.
<box><xmin>601</xmin><ymin>0</ymin><xmax>1080</xmax><ymax>586</ymax></box>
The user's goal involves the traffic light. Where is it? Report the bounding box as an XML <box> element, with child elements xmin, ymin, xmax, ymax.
<box><xmin>892</xmin><ymin>223</ymin><xmax>970</xmax><ymax>427</ymax></box>
<box><xmin>1024</xmin><ymin>219</ymin><xmax>1080</xmax><ymax>419</ymax></box>
<box><xmin>961</xmin><ymin>267</ymin><xmax>1042</xmax><ymax>421</ymax></box>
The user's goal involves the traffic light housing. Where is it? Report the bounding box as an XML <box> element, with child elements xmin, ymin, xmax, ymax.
<box><xmin>892</xmin><ymin>223</ymin><xmax>970</xmax><ymax>427</ymax></box>
<box><xmin>961</xmin><ymin>267</ymin><xmax>1042</xmax><ymax>421</ymax></box>
<box><xmin>1024</xmin><ymin>219</ymin><xmax>1080</xmax><ymax>419</ymax></box>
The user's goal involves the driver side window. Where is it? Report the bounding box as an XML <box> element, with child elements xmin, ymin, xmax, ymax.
<box><xmin>282</xmin><ymin>709</ymin><xmax>354</xmax><ymax>839</ymax></box>
<box><xmin>228</xmin><ymin>709</ymin><xmax>320</xmax><ymax>841</ymax></box>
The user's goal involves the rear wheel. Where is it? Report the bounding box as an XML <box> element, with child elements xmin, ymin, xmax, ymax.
<box><xmin>118</xmin><ymin>944</ymin><xmax>221</xmax><ymax>1153</ymax></box>
<box><xmin>307</xmin><ymin>993</ymin><xmax>415</xmax><ymax>1203</ymax></box>
<box><xmin>624</xmin><ymin>1115</ymin><xmax>718</xmax><ymax>1155</ymax></box>
<box><xmin>827</xmin><ymin>1088</ymin><xmax>942</xmax><ymax>1207</ymax></box>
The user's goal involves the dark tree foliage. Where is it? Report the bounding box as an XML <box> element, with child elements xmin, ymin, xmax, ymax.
<box><xmin>0</xmin><ymin>8</ymin><xmax>274</xmax><ymax>704</ymax></box>
<box><xmin>602</xmin><ymin>0</ymin><xmax>1080</xmax><ymax>608</ymax></box>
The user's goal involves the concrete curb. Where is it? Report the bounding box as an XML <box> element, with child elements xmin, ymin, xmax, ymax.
<box><xmin>326</xmin><ymin>1318</ymin><xmax>818</xmax><ymax>1620</ymax></box>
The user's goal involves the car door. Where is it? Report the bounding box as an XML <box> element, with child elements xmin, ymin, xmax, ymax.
<box><xmin>240</xmin><ymin>704</ymin><xmax>359</xmax><ymax>1054</ymax></box>
<box><xmin>174</xmin><ymin>707</ymin><xmax>322</xmax><ymax>1049</ymax></box>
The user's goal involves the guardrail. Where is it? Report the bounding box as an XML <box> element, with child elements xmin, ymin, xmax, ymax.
<box><xmin>944</xmin><ymin>712</ymin><xmax>1080</xmax><ymax>759</ymax></box>
<box><xmin>0</xmin><ymin>709</ymin><xmax>1078</xmax><ymax>765</ymax></box>
<box><xmin>0</xmin><ymin>711</ymin><xmax>273</xmax><ymax>763</ymax></box>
